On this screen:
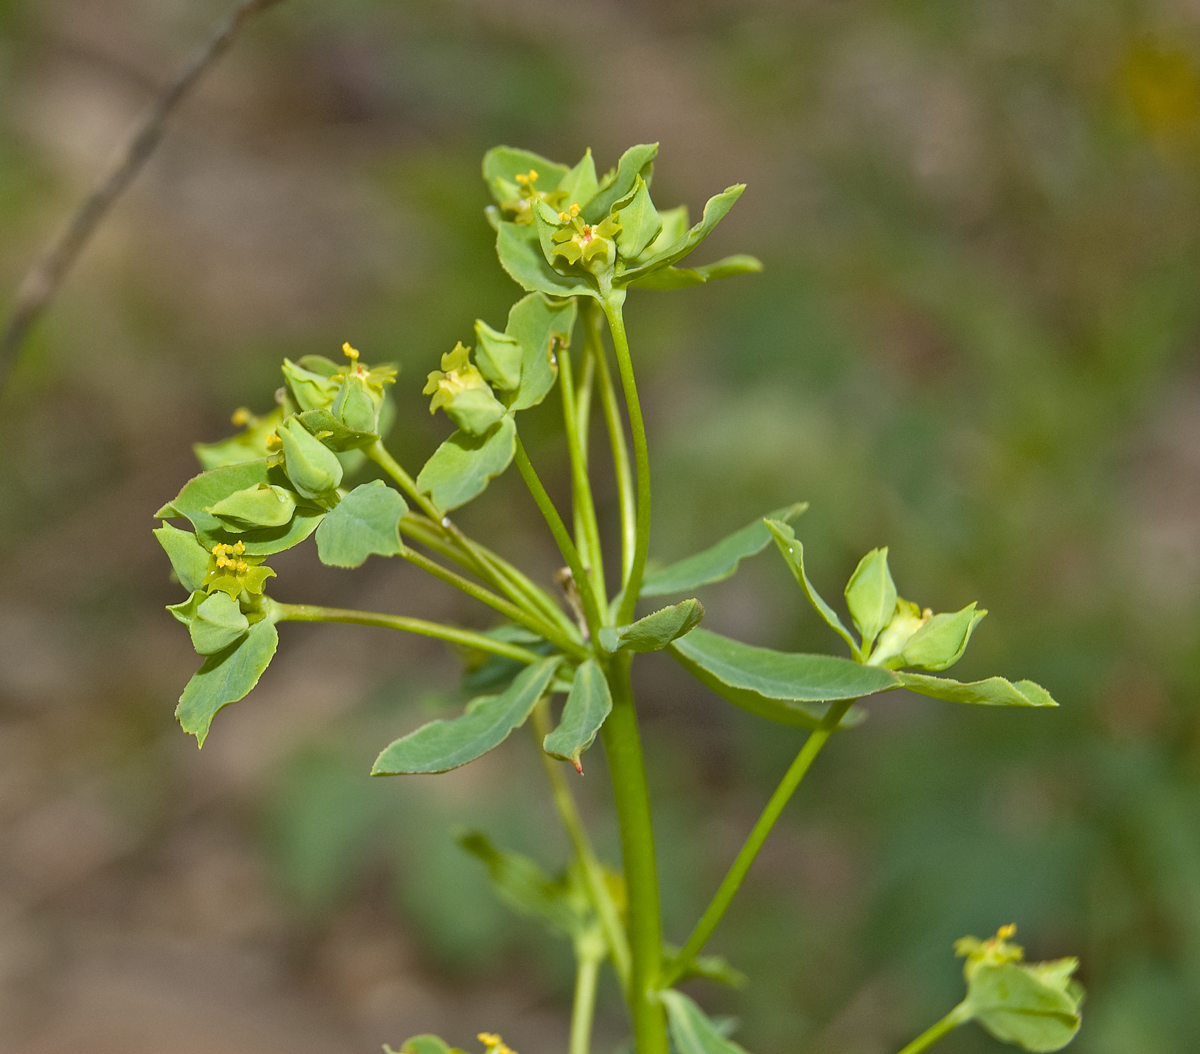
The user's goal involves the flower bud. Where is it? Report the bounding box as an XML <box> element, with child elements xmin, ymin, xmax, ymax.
<box><xmin>424</xmin><ymin>343</ymin><xmax>507</xmax><ymax>436</ymax></box>
<box><xmin>277</xmin><ymin>417</ymin><xmax>344</xmax><ymax>500</ymax></box>
<box><xmin>205</xmin><ymin>483</ymin><xmax>297</xmax><ymax>532</ymax></box>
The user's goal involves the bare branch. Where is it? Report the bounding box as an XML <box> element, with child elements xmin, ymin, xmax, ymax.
<box><xmin>0</xmin><ymin>0</ymin><xmax>288</xmax><ymax>394</ymax></box>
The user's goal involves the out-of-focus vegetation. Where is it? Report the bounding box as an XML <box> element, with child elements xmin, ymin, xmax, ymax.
<box><xmin>2</xmin><ymin>1</ymin><xmax>1200</xmax><ymax>1052</ymax></box>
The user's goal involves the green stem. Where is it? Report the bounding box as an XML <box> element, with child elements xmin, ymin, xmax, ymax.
<box><xmin>271</xmin><ymin>603</ymin><xmax>543</xmax><ymax>663</ymax></box>
<box><xmin>602</xmin><ymin>653</ymin><xmax>668</xmax><ymax>1054</ymax></box>
<box><xmin>560</xmin><ymin>343</ymin><xmax>607</xmax><ymax>608</ymax></box>
<box><xmin>513</xmin><ymin>436</ymin><xmax>604</xmax><ymax>643</ymax></box>
<box><xmin>367</xmin><ymin>440</ymin><xmax>441</xmax><ymax>521</ymax></box>
<box><xmin>570</xmin><ymin>930</ymin><xmax>605</xmax><ymax>1054</ymax></box>
<box><xmin>531</xmin><ymin>703</ymin><xmax>632</xmax><ymax>993</ymax></box>
<box><xmin>602</xmin><ymin>292</ymin><xmax>649</xmax><ymax>625</ymax></box>
<box><xmin>894</xmin><ymin>1002</ymin><xmax>972</xmax><ymax>1054</ymax></box>
<box><xmin>587</xmin><ymin>300</ymin><xmax>635</xmax><ymax>589</ymax></box>
<box><xmin>662</xmin><ymin>699</ymin><xmax>855</xmax><ymax>988</ymax></box>
<box><xmin>402</xmin><ymin>546</ymin><xmax>588</xmax><ymax>662</ymax></box>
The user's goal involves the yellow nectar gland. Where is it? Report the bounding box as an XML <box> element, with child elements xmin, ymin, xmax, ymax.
<box><xmin>231</xmin><ymin>407</ymin><xmax>252</xmax><ymax>427</ymax></box>
<box><xmin>265</xmin><ymin>433</ymin><xmax>282</xmax><ymax>450</ymax></box>
<box><xmin>514</xmin><ymin>169</ymin><xmax>538</xmax><ymax>185</ymax></box>
<box><xmin>342</xmin><ymin>342</ymin><xmax>360</xmax><ymax>363</ymax></box>
<box><xmin>477</xmin><ymin>1034</ymin><xmax>516</xmax><ymax>1054</ymax></box>
<box><xmin>211</xmin><ymin>541</ymin><xmax>249</xmax><ymax>573</ymax></box>
<box><xmin>996</xmin><ymin>923</ymin><xmax>1017</xmax><ymax>941</ymax></box>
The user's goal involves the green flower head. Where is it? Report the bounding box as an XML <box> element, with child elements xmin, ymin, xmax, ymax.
<box><xmin>423</xmin><ymin>343</ymin><xmax>507</xmax><ymax>436</ymax></box>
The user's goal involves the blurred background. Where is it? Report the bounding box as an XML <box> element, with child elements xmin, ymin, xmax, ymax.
<box><xmin>1</xmin><ymin>0</ymin><xmax>1199</xmax><ymax>1051</ymax></box>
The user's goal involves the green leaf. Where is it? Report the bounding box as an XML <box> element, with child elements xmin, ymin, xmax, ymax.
<box><xmin>496</xmin><ymin>221</ymin><xmax>597</xmax><ymax>300</ymax></box>
<box><xmin>669</xmin><ymin>637</ymin><xmax>865</xmax><ymax>729</ymax></box>
<box><xmin>617</xmin><ymin>184</ymin><xmax>746</xmax><ymax>285</ymax></box>
<box><xmin>473</xmin><ymin>319</ymin><xmax>523</xmax><ymax>391</ymax></box>
<box><xmin>483</xmin><ymin>146</ymin><xmax>569</xmax><ymax>202</ymax></box>
<box><xmin>277</xmin><ymin>417</ymin><xmax>343</xmax><ymax>500</ymax></box>
<box><xmin>543</xmin><ymin>659</ymin><xmax>613</xmax><ymax>771</ymax></box>
<box><xmin>900</xmin><ymin>603</ymin><xmax>987</xmax><ymax>671</ymax></box>
<box><xmin>599</xmin><ymin>599</ymin><xmax>705</xmax><ymax>654</ymax></box>
<box><xmin>897</xmin><ymin>671</ymin><xmax>1058</xmax><ymax>707</ymax></box>
<box><xmin>557</xmin><ymin>148</ymin><xmax>599</xmax><ymax>208</ymax></box>
<box><xmin>664</xmin><ymin>944</ymin><xmax>747</xmax><ymax>989</ymax></box>
<box><xmin>457</xmin><ymin>830</ymin><xmax>586</xmax><ymax>938</ymax></box>
<box><xmin>845</xmin><ymin>548</ymin><xmax>897</xmax><ymax>652</ymax></box>
<box><xmin>642</xmin><ymin>503</ymin><xmax>807</xmax><ymax>596</ymax></box>
<box><xmin>188</xmin><ymin>591</ymin><xmax>250</xmax><ymax>655</ymax></box>
<box><xmin>966</xmin><ymin>962</ymin><xmax>1082</xmax><ymax>1052</ymax></box>
<box><xmin>154</xmin><ymin>522</ymin><xmax>212</xmax><ymax>593</ymax></box>
<box><xmin>660</xmin><ymin>990</ymin><xmax>754</xmax><ymax>1054</ymax></box>
<box><xmin>765</xmin><ymin>520</ymin><xmax>861</xmax><ymax>657</ymax></box>
<box><xmin>372</xmin><ymin>657</ymin><xmax>561</xmax><ymax>775</ymax></box>
<box><xmin>294</xmin><ymin>408</ymin><xmax>377</xmax><ymax>451</ymax></box>
<box><xmin>386</xmin><ymin>1036</ymin><xmax>469</xmax><ymax>1054</ymax></box>
<box><xmin>177</xmin><ymin>618</ymin><xmax>279</xmax><ymax>747</ymax></box>
<box><xmin>206</xmin><ymin>483</ymin><xmax>297</xmax><ymax>532</ymax></box>
<box><xmin>671</xmin><ymin>628</ymin><xmax>899</xmax><ymax>705</ymax></box>
<box><xmin>416</xmin><ymin>416</ymin><xmax>517</xmax><ymax>514</ymax></box>
<box><xmin>582</xmin><ymin>143</ymin><xmax>658</xmax><ymax>223</ymax></box>
<box><xmin>193</xmin><ymin>406</ymin><xmax>285</xmax><ymax>469</ymax></box>
<box><xmin>627</xmin><ymin>254</ymin><xmax>763</xmax><ymax>290</ymax></box>
<box><xmin>162</xmin><ymin>460</ymin><xmax>326</xmax><ymax>556</ymax></box>
<box><xmin>504</xmin><ymin>293</ymin><xmax>577</xmax><ymax>411</ymax></box>
<box><xmin>314</xmin><ymin>481</ymin><xmax>407</xmax><ymax>568</ymax></box>
<box><xmin>614</xmin><ymin>176</ymin><xmax>663</xmax><ymax>260</ymax></box>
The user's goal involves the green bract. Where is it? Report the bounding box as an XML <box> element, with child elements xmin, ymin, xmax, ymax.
<box><xmin>153</xmin><ymin>142</ymin><xmax>1076</xmax><ymax>1054</ymax></box>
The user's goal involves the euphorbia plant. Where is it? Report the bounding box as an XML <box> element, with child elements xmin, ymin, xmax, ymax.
<box><xmin>154</xmin><ymin>143</ymin><xmax>1083</xmax><ymax>1054</ymax></box>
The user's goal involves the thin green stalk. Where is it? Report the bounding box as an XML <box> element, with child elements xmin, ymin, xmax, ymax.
<box><xmin>367</xmin><ymin>440</ymin><xmax>442</xmax><ymax>521</ymax></box>
<box><xmin>602</xmin><ymin>292</ymin><xmax>650</xmax><ymax>625</ymax></box>
<box><xmin>531</xmin><ymin>702</ymin><xmax>632</xmax><ymax>993</ymax></box>
<box><xmin>587</xmin><ymin>300</ymin><xmax>635</xmax><ymax>589</ymax></box>
<box><xmin>402</xmin><ymin>546</ymin><xmax>588</xmax><ymax>662</ymax></box>
<box><xmin>662</xmin><ymin>699</ymin><xmax>855</xmax><ymax>988</ymax></box>
<box><xmin>895</xmin><ymin>1003</ymin><xmax>971</xmax><ymax>1054</ymax></box>
<box><xmin>602</xmin><ymin>653</ymin><xmax>668</xmax><ymax>1054</ymax></box>
<box><xmin>513</xmin><ymin>436</ymin><xmax>604</xmax><ymax>643</ymax></box>
<box><xmin>271</xmin><ymin>603</ymin><xmax>543</xmax><ymax>663</ymax></box>
<box><xmin>570</xmin><ymin>929</ymin><xmax>605</xmax><ymax>1054</ymax></box>
<box><xmin>559</xmin><ymin>344</ymin><xmax>606</xmax><ymax>605</ymax></box>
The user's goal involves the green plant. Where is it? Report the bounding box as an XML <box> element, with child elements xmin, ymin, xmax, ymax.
<box><xmin>153</xmin><ymin>143</ymin><xmax>1083</xmax><ymax>1054</ymax></box>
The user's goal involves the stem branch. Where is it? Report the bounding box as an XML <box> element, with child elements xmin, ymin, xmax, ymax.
<box><xmin>895</xmin><ymin>1002</ymin><xmax>972</xmax><ymax>1054</ymax></box>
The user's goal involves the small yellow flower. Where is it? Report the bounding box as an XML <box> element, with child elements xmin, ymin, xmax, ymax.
<box><xmin>478</xmin><ymin>1033</ymin><xmax>517</xmax><ymax>1054</ymax></box>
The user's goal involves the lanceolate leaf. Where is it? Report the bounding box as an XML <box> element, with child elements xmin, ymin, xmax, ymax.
<box><xmin>457</xmin><ymin>830</ymin><xmax>586</xmax><ymax>938</ymax></box>
<box><xmin>765</xmin><ymin>519</ymin><xmax>860</xmax><ymax>657</ymax></box>
<box><xmin>660</xmin><ymin>990</ymin><xmax>754</xmax><ymax>1054</ymax></box>
<box><xmin>315</xmin><ymin>480</ymin><xmax>407</xmax><ymax>568</ymax></box>
<box><xmin>505</xmin><ymin>293</ymin><xmax>577</xmax><ymax>411</ymax></box>
<box><xmin>372</xmin><ymin>657</ymin><xmax>560</xmax><ymax>775</ymax></box>
<box><xmin>617</xmin><ymin>185</ymin><xmax>746</xmax><ymax>285</ymax></box>
<box><xmin>669</xmin><ymin>640</ymin><xmax>865</xmax><ymax>729</ymax></box>
<box><xmin>671</xmin><ymin>628</ymin><xmax>899</xmax><ymax>702</ymax></box>
<box><xmin>416</xmin><ymin>416</ymin><xmax>517</xmax><ymax>514</ymax></box>
<box><xmin>599</xmin><ymin>599</ymin><xmax>705</xmax><ymax>654</ymax></box>
<box><xmin>543</xmin><ymin>659</ymin><xmax>613</xmax><ymax>770</ymax></box>
<box><xmin>642</xmin><ymin>503</ymin><xmax>807</xmax><ymax>596</ymax></box>
<box><xmin>581</xmin><ymin>142</ymin><xmax>659</xmax><ymax>223</ymax></box>
<box><xmin>627</xmin><ymin>255</ymin><xmax>763</xmax><ymax>291</ymax></box>
<box><xmin>897</xmin><ymin>671</ymin><xmax>1058</xmax><ymax>707</ymax></box>
<box><xmin>177</xmin><ymin>618</ymin><xmax>279</xmax><ymax>747</ymax></box>
<box><xmin>496</xmin><ymin>221</ymin><xmax>596</xmax><ymax>300</ymax></box>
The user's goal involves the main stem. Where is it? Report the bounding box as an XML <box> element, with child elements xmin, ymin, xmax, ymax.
<box><xmin>602</xmin><ymin>293</ymin><xmax>650</xmax><ymax>625</ymax></box>
<box><xmin>894</xmin><ymin>1002</ymin><xmax>971</xmax><ymax>1054</ymax></box>
<box><xmin>602</xmin><ymin>653</ymin><xmax>668</xmax><ymax>1054</ymax></box>
<box><xmin>663</xmin><ymin>699</ymin><xmax>854</xmax><ymax>987</ymax></box>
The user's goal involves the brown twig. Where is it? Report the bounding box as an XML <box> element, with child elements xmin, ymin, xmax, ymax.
<box><xmin>0</xmin><ymin>0</ymin><xmax>288</xmax><ymax>395</ymax></box>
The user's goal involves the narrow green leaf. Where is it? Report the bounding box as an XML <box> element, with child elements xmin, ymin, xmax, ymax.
<box><xmin>765</xmin><ymin>520</ymin><xmax>860</xmax><ymax>657</ymax></box>
<box><xmin>671</xmin><ymin>628</ymin><xmax>899</xmax><ymax>703</ymax></box>
<box><xmin>188</xmin><ymin>591</ymin><xmax>250</xmax><ymax>655</ymax></box>
<box><xmin>660</xmin><ymin>990</ymin><xmax>753</xmax><ymax>1054</ymax></box>
<box><xmin>416</xmin><ymin>416</ymin><xmax>517</xmax><ymax>514</ymax></box>
<box><xmin>581</xmin><ymin>143</ymin><xmax>658</xmax><ymax>223</ymax></box>
<box><xmin>845</xmin><ymin>548</ymin><xmax>896</xmax><ymax>652</ymax></box>
<box><xmin>315</xmin><ymin>481</ymin><xmax>407</xmax><ymax>568</ymax></box>
<box><xmin>457</xmin><ymin>830</ymin><xmax>586</xmax><ymax>938</ymax></box>
<box><xmin>897</xmin><ymin>671</ymin><xmax>1058</xmax><ymax>707</ymax></box>
<box><xmin>628</xmin><ymin>255</ymin><xmax>764</xmax><ymax>291</ymax></box>
<box><xmin>504</xmin><ymin>293</ymin><xmax>577</xmax><ymax>411</ymax></box>
<box><xmin>372</xmin><ymin>657</ymin><xmax>560</xmax><ymax>775</ymax></box>
<box><xmin>543</xmin><ymin>659</ymin><xmax>613</xmax><ymax>771</ymax></box>
<box><xmin>599</xmin><ymin>599</ymin><xmax>705</xmax><ymax>654</ymax></box>
<box><xmin>154</xmin><ymin>522</ymin><xmax>212</xmax><ymax>593</ymax></box>
<box><xmin>642</xmin><ymin>503</ymin><xmax>807</xmax><ymax>596</ymax></box>
<box><xmin>669</xmin><ymin>639</ymin><xmax>864</xmax><ymax>729</ymax></box>
<box><xmin>617</xmin><ymin>185</ymin><xmax>746</xmax><ymax>285</ymax></box>
<box><xmin>664</xmin><ymin>943</ymin><xmax>747</xmax><ymax>989</ymax></box>
<box><xmin>177</xmin><ymin>619</ymin><xmax>279</xmax><ymax>747</ymax></box>
<box><xmin>496</xmin><ymin>221</ymin><xmax>597</xmax><ymax>300</ymax></box>
<box><xmin>614</xmin><ymin>176</ymin><xmax>663</xmax><ymax>260</ymax></box>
